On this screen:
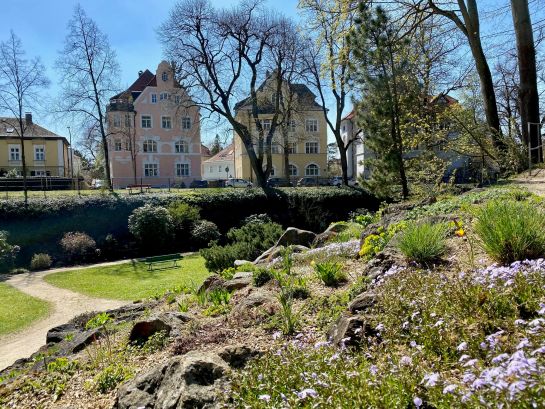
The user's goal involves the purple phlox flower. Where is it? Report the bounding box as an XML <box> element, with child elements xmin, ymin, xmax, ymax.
<box><xmin>422</xmin><ymin>372</ymin><xmax>440</xmax><ymax>387</ymax></box>
<box><xmin>272</xmin><ymin>331</ymin><xmax>282</xmax><ymax>340</ymax></box>
<box><xmin>461</xmin><ymin>392</ymin><xmax>473</xmax><ymax>403</ymax></box>
<box><xmin>376</xmin><ymin>323</ymin><xmax>385</xmax><ymax>332</ymax></box>
<box><xmin>400</xmin><ymin>356</ymin><xmax>412</xmax><ymax>366</ymax></box>
<box><xmin>347</xmin><ymin>371</ymin><xmax>359</xmax><ymax>378</ymax></box>
<box><xmin>491</xmin><ymin>353</ymin><xmax>509</xmax><ymax>364</ymax></box>
<box><xmin>340</xmin><ymin>337</ymin><xmax>351</xmax><ymax>349</ymax></box>
<box><xmin>413</xmin><ymin>396</ymin><xmax>423</xmax><ymax>407</ymax></box>
<box><xmin>505</xmin><ymin>351</ymin><xmax>537</xmax><ymax>377</ymax></box>
<box><xmin>479</xmin><ymin>342</ymin><xmax>488</xmax><ymax>350</ymax></box>
<box><xmin>258</xmin><ymin>394</ymin><xmax>271</xmax><ymax>402</ymax></box>
<box><xmin>328</xmin><ymin>353</ymin><xmax>339</xmax><ymax>363</ymax></box>
<box><xmin>433</xmin><ymin>319</ymin><xmax>444</xmax><ymax>328</ymax></box>
<box><xmin>459</xmin><ymin>354</ymin><xmax>471</xmax><ymax>362</ymax></box>
<box><xmin>457</xmin><ymin>342</ymin><xmax>468</xmax><ymax>351</ymax></box>
<box><xmin>529</xmin><ymin>318</ymin><xmax>544</xmax><ymax>327</ymax></box>
<box><xmin>258</xmin><ymin>374</ymin><xmax>264</xmax><ymax>381</ymax></box>
<box><xmin>531</xmin><ymin>346</ymin><xmax>545</xmax><ymax>356</ymax></box>
<box><xmin>443</xmin><ymin>384</ymin><xmax>457</xmax><ymax>394</ymax></box>
<box><xmin>296</xmin><ymin>388</ymin><xmax>318</xmax><ymax>400</ymax></box>
<box><xmin>463</xmin><ymin>359</ymin><xmax>479</xmax><ymax>368</ymax></box>
<box><xmin>462</xmin><ymin>372</ymin><xmax>476</xmax><ymax>384</ymax></box>
<box><xmin>538</xmin><ymin>303</ymin><xmax>545</xmax><ymax>316</ymax></box>
<box><xmin>402</xmin><ymin>321</ymin><xmax>410</xmax><ymax>330</ymax></box>
<box><xmin>369</xmin><ymin>365</ymin><xmax>378</xmax><ymax>376</ymax></box>
<box><xmin>514</xmin><ymin>319</ymin><xmax>527</xmax><ymax>326</ymax></box>
<box><xmin>509</xmin><ymin>380</ymin><xmax>527</xmax><ymax>400</ymax></box>
<box><xmin>410</xmin><ymin>340</ymin><xmax>418</xmax><ymax>348</ymax></box>
<box><xmin>411</xmin><ymin>311</ymin><xmax>420</xmax><ymax>320</ymax></box>
<box><xmin>516</xmin><ymin>338</ymin><xmax>530</xmax><ymax>350</ymax></box>
<box><xmin>314</xmin><ymin>341</ymin><xmax>330</xmax><ymax>349</ymax></box>
<box><xmin>471</xmin><ymin>378</ymin><xmax>487</xmax><ymax>390</ymax></box>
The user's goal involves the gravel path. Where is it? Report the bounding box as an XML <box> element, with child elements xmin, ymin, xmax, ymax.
<box><xmin>0</xmin><ymin>260</ymin><xmax>130</xmax><ymax>371</ymax></box>
<box><xmin>510</xmin><ymin>168</ymin><xmax>545</xmax><ymax>197</ymax></box>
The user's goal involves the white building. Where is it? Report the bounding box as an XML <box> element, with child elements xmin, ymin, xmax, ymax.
<box><xmin>341</xmin><ymin>111</ymin><xmax>372</xmax><ymax>180</ymax></box>
<box><xmin>202</xmin><ymin>143</ymin><xmax>235</xmax><ymax>181</ymax></box>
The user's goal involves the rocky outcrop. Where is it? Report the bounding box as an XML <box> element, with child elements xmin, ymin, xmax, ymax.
<box><xmin>197</xmin><ymin>275</ymin><xmax>226</xmax><ymax>293</ymax></box>
<box><xmin>129</xmin><ymin>312</ymin><xmax>192</xmax><ymax>344</ymax></box>
<box><xmin>115</xmin><ymin>348</ymin><xmax>257</xmax><ymax>409</ymax></box>
<box><xmin>348</xmin><ymin>292</ymin><xmax>377</xmax><ymax>314</ymax></box>
<box><xmin>223</xmin><ymin>272</ymin><xmax>253</xmax><ymax>292</ymax></box>
<box><xmin>276</xmin><ymin>227</ymin><xmax>316</xmax><ymax>248</ymax></box>
<box><xmin>327</xmin><ymin>315</ymin><xmax>378</xmax><ymax>348</ymax></box>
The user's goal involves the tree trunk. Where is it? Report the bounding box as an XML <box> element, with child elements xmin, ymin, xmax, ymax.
<box><xmin>18</xmin><ymin>117</ymin><xmax>28</xmax><ymax>205</ymax></box>
<box><xmin>336</xmin><ymin>137</ymin><xmax>349</xmax><ymax>185</ymax></box>
<box><xmin>282</xmin><ymin>126</ymin><xmax>291</xmax><ymax>185</ymax></box>
<box><xmin>511</xmin><ymin>0</ymin><xmax>542</xmax><ymax>163</ymax></box>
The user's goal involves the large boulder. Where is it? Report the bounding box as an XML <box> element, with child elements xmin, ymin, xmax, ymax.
<box><xmin>217</xmin><ymin>345</ymin><xmax>260</xmax><ymax>369</ymax></box>
<box><xmin>327</xmin><ymin>315</ymin><xmax>378</xmax><ymax>348</ymax></box>
<box><xmin>348</xmin><ymin>292</ymin><xmax>377</xmax><ymax>314</ymax></box>
<box><xmin>115</xmin><ymin>351</ymin><xmax>230</xmax><ymax>409</ymax></box>
<box><xmin>129</xmin><ymin>312</ymin><xmax>191</xmax><ymax>344</ymax></box>
<box><xmin>254</xmin><ymin>245</ymin><xmax>285</xmax><ymax>264</ymax></box>
<box><xmin>276</xmin><ymin>227</ymin><xmax>316</xmax><ymax>248</ymax></box>
<box><xmin>223</xmin><ymin>273</ymin><xmax>253</xmax><ymax>292</ymax></box>
<box><xmin>197</xmin><ymin>275</ymin><xmax>226</xmax><ymax>294</ymax></box>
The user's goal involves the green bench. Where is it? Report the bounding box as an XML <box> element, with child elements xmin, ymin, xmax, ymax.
<box><xmin>143</xmin><ymin>253</ymin><xmax>183</xmax><ymax>271</ymax></box>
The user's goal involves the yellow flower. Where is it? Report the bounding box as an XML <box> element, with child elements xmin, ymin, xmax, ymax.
<box><xmin>455</xmin><ymin>228</ymin><xmax>465</xmax><ymax>237</ymax></box>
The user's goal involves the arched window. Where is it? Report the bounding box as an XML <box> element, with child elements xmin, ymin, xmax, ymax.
<box><xmin>305</xmin><ymin>163</ymin><xmax>319</xmax><ymax>176</ymax></box>
<box><xmin>162</xmin><ymin>72</ymin><xmax>168</xmax><ymax>81</ymax></box>
<box><xmin>143</xmin><ymin>139</ymin><xmax>157</xmax><ymax>153</ymax></box>
<box><xmin>175</xmin><ymin>140</ymin><xmax>189</xmax><ymax>153</ymax></box>
<box><xmin>288</xmin><ymin>164</ymin><xmax>298</xmax><ymax>176</ymax></box>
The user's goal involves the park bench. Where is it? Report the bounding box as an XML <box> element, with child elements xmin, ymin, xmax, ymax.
<box><xmin>143</xmin><ymin>253</ymin><xmax>183</xmax><ymax>271</ymax></box>
<box><xmin>127</xmin><ymin>184</ymin><xmax>151</xmax><ymax>194</ymax></box>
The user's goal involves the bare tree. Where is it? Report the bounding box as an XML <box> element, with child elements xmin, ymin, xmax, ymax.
<box><xmin>0</xmin><ymin>31</ymin><xmax>49</xmax><ymax>204</ymax></box>
<box><xmin>299</xmin><ymin>0</ymin><xmax>355</xmax><ymax>186</ymax></box>
<box><xmin>511</xmin><ymin>0</ymin><xmax>542</xmax><ymax>163</ymax></box>
<box><xmin>56</xmin><ymin>5</ymin><xmax>120</xmax><ymax>191</ymax></box>
<box><xmin>160</xmin><ymin>0</ymin><xmax>294</xmax><ymax>188</ymax></box>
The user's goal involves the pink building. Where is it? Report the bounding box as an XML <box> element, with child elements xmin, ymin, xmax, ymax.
<box><xmin>107</xmin><ymin>61</ymin><xmax>202</xmax><ymax>188</ymax></box>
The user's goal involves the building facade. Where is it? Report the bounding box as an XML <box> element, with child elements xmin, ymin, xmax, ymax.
<box><xmin>233</xmin><ymin>74</ymin><xmax>328</xmax><ymax>182</ymax></box>
<box><xmin>202</xmin><ymin>144</ymin><xmax>235</xmax><ymax>181</ymax></box>
<box><xmin>107</xmin><ymin>61</ymin><xmax>202</xmax><ymax>188</ymax></box>
<box><xmin>0</xmin><ymin>114</ymin><xmax>69</xmax><ymax>177</ymax></box>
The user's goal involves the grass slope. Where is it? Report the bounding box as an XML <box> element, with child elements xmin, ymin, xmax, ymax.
<box><xmin>0</xmin><ymin>283</ymin><xmax>50</xmax><ymax>336</ymax></box>
<box><xmin>44</xmin><ymin>254</ymin><xmax>210</xmax><ymax>301</ymax></box>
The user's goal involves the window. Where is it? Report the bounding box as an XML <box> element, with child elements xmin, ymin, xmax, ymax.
<box><xmin>209</xmin><ymin>166</ymin><xmax>213</xmax><ymax>172</ymax></box>
<box><xmin>181</xmin><ymin>117</ymin><xmax>191</xmax><ymax>130</ymax></box>
<box><xmin>162</xmin><ymin>116</ymin><xmax>172</xmax><ymax>129</ymax></box>
<box><xmin>141</xmin><ymin>115</ymin><xmax>152</xmax><ymax>128</ymax></box>
<box><xmin>162</xmin><ymin>71</ymin><xmax>168</xmax><ymax>81</ymax></box>
<box><xmin>151</xmin><ymin>93</ymin><xmax>157</xmax><ymax>104</ymax></box>
<box><xmin>34</xmin><ymin>146</ymin><xmax>45</xmax><ymax>161</ymax></box>
<box><xmin>261</xmin><ymin>120</ymin><xmax>271</xmax><ymax>131</ymax></box>
<box><xmin>218</xmin><ymin>165</ymin><xmax>222</xmax><ymax>172</ymax></box>
<box><xmin>144</xmin><ymin>163</ymin><xmax>158</xmax><ymax>177</ymax></box>
<box><xmin>289</xmin><ymin>120</ymin><xmax>296</xmax><ymax>132</ymax></box>
<box><xmin>143</xmin><ymin>140</ymin><xmax>157</xmax><ymax>153</ymax></box>
<box><xmin>114</xmin><ymin>140</ymin><xmax>122</xmax><ymax>151</ymax></box>
<box><xmin>305</xmin><ymin>141</ymin><xmax>319</xmax><ymax>154</ymax></box>
<box><xmin>113</xmin><ymin>114</ymin><xmax>121</xmax><ymax>127</ymax></box>
<box><xmin>272</xmin><ymin>143</ymin><xmax>280</xmax><ymax>154</ymax></box>
<box><xmin>176</xmin><ymin>163</ymin><xmax>189</xmax><ymax>177</ymax></box>
<box><xmin>124</xmin><ymin>114</ymin><xmax>131</xmax><ymax>127</ymax></box>
<box><xmin>287</xmin><ymin>143</ymin><xmax>297</xmax><ymax>154</ymax></box>
<box><xmin>306</xmin><ymin>119</ymin><xmax>318</xmax><ymax>133</ymax></box>
<box><xmin>9</xmin><ymin>145</ymin><xmax>20</xmax><ymax>161</ymax></box>
<box><xmin>32</xmin><ymin>170</ymin><xmax>46</xmax><ymax>177</ymax></box>
<box><xmin>289</xmin><ymin>164</ymin><xmax>298</xmax><ymax>176</ymax></box>
<box><xmin>305</xmin><ymin>163</ymin><xmax>319</xmax><ymax>176</ymax></box>
<box><xmin>175</xmin><ymin>140</ymin><xmax>188</xmax><ymax>153</ymax></box>
<box><xmin>160</xmin><ymin>92</ymin><xmax>169</xmax><ymax>101</ymax></box>
<box><xmin>174</xmin><ymin>95</ymin><xmax>182</xmax><ymax>104</ymax></box>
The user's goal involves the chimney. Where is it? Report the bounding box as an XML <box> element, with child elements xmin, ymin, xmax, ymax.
<box><xmin>25</xmin><ymin>112</ymin><xmax>32</xmax><ymax>126</ymax></box>
<box><xmin>138</xmin><ymin>70</ymin><xmax>143</xmax><ymax>77</ymax></box>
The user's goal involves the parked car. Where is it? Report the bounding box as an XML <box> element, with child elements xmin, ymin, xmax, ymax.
<box><xmin>189</xmin><ymin>180</ymin><xmax>209</xmax><ymax>188</ymax></box>
<box><xmin>225</xmin><ymin>178</ymin><xmax>253</xmax><ymax>188</ymax></box>
<box><xmin>330</xmin><ymin>176</ymin><xmax>359</xmax><ymax>187</ymax></box>
<box><xmin>266</xmin><ymin>177</ymin><xmax>293</xmax><ymax>188</ymax></box>
<box><xmin>90</xmin><ymin>179</ymin><xmax>105</xmax><ymax>189</ymax></box>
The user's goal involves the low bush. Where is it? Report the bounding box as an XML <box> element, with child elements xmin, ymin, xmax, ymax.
<box><xmin>94</xmin><ymin>363</ymin><xmax>132</xmax><ymax>394</ymax></box>
<box><xmin>397</xmin><ymin>222</ymin><xmax>448</xmax><ymax>266</ymax></box>
<box><xmin>59</xmin><ymin>232</ymin><xmax>96</xmax><ymax>263</ymax></box>
<box><xmin>191</xmin><ymin>220</ymin><xmax>220</xmax><ymax>247</ymax></box>
<box><xmin>312</xmin><ymin>261</ymin><xmax>347</xmax><ymax>287</ymax></box>
<box><xmin>128</xmin><ymin>204</ymin><xmax>173</xmax><ymax>251</ymax></box>
<box><xmin>30</xmin><ymin>253</ymin><xmax>52</xmax><ymax>271</ymax></box>
<box><xmin>474</xmin><ymin>200</ymin><xmax>545</xmax><ymax>264</ymax></box>
<box><xmin>359</xmin><ymin>222</ymin><xmax>406</xmax><ymax>261</ymax></box>
<box><xmin>253</xmin><ymin>268</ymin><xmax>274</xmax><ymax>287</ymax></box>
<box><xmin>100</xmin><ymin>234</ymin><xmax>120</xmax><ymax>261</ymax></box>
<box><xmin>168</xmin><ymin>202</ymin><xmax>201</xmax><ymax>235</ymax></box>
<box><xmin>0</xmin><ymin>231</ymin><xmax>19</xmax><ymax>273</ymax></box>
<box><xmin>200</xmin><ymin>242</ymin><xmax>254</xmax><ymax>272</ymax></box>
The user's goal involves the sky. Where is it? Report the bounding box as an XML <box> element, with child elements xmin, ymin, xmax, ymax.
<box><xmin>0</xmin><ymin>0</ymin><xmax>299</xmax><ymax>146</ymax></box>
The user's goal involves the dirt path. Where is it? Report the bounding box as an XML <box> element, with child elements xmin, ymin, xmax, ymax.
<box><xmin>0</xmin><ymin>261</ymin><xmax>130</xmax><ymax>371</ymax></box>
<box><xmin>510</xmin><ymin>168</ymin><xmax>545</xmax><ymax>197</ymax></box>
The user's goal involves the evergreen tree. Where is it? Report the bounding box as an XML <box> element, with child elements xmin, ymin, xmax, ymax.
<box><xmin>210</xmin><ymin>134</ymin><xmax>223</xmax><ymax>156</ymax></box>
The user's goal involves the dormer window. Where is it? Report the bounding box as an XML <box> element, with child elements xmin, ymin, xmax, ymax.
<box><xmin>162</xmin><ymin>72</ymin><xmax>168</xmax><ymax>81</ymax></box>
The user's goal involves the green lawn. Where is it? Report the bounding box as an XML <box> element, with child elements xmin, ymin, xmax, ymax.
<box><xmin>0</xmin><ymin>283</ymin><xmax>51</xmax><ymax>336</ymax></box>
<box><xmin>44</xmin><ymin>254</ymin><xmax>210</xmax><ymax>301</ymax></box>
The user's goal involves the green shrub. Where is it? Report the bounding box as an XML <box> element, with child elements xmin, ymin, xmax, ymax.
<box><xmin>0</xmin><ymin>231</ymin><xmax>19</xmax><ymax>272</ymax></box>
<box><xmin>30</xmin><ymin>253</ymin><xmax>52</xmax><ymax>271</ymax></box>
<box><xmin>243</xmin><ymin>213</ymin><xmax>272</xmax><ymax>225</ymax></box>
<box><xmin>328</xmin><ymin>222</ymin><xmax>366</xmax><ymax>243</ymax></box>
<box><xmin>141</xmin><ymin>330</ymin><xmax>169</xmax><ymax>353</ymax></box>
<box><xmin>207</xmin><ymin>288</ymin><xmax>232</xmax><ymax>306</ymax></box>
<box><xmin>168</xmin><ymin>202</ymin><xmax>201</xmax><ymax>234</ymax></box>
<box><xmin>60</xmin><ymin>232</ymin><xmax>96</xmax><ymax>263</ymax></box>
<box><xmin>100</xmin><ymin>234</ymin><xmax>120</xmax><ymax>261</ymax></box>
<box><xmin>312</xmin><ymin>261</ymin><xmax>347</xmax><ymax>287</ymax></box>
<box><xmin>253</xmin><ymin>268</ymin><xmax>274</xmax><ymax>287</ymax></box>
<box><xmin>474</xmin><ymin>200</ymin><xmax>545</xmax><ymax>264</ymax></box>
<box><xmin>397</xmin><ymin>222</ymin><xmax>448</xmax><ymax>266</ymax></box>
<box><xmin>200</xmin><ymin>242</ymin><xmax>254</xmax><ymax>272</ymax></box>
<box><xmin>128</xmin><ymin>204</ymin><xmax>173</xmax><ymax>250</ymax></box>
<box><xmin>94</xmin><ymin>363</ymin><xmax>132</xmax><ymax>393</ymax></box>
<box><xmin>10</xmin><ymin>267</ymin><xmax>29</xmax><ymax>274</ymax></box>
<box><xmin>191</xmin><ymin>220</ymin><xmax>220</xmax><ymax>247</ymax></box>
<box><xmin>219</xmin><ymin>267</ymin><xmax>236</xmax><ymax>280</ymax></box>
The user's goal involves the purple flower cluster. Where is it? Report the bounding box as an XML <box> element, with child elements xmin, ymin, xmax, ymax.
<box><xmin>463</xmin><ymin>259</ymin><xmax>545</xmax><ymax>287</ymax></box>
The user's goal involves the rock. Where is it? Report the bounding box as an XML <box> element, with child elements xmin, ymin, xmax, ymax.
<box><xmin>218</xmin><ymin>345</ymin><xmax>260</xmax><ymax>369</ymax></box>
<box><xmin>232</xmin><ymin>272</ymin><xmax>253</xmax><ymax>280</ymax></box>
<box><xmin>276</xmin><ymin>227</ymin><xmax>316</xmax><ymax>248</ymax></box>
<box><xmin>46</xmin><ymin>323</ymin><xmax>77</xmax><ymax>344</ymax></box>
<box><xmin>325</xmin><ymin>222</ymin><xmax>351</xmax><ymax>234</ymax></box>
<box><xmin>254</xmin><ymin>245</ymin><xmax>284</xmax><ymax>264</ymax></box>
<box><xmin>115</xmin><ymin>351</ymin><xmax>229</xmax><ymax>409</ymax></box>
<box><xmin>224</xmin><ymin>276</ymin><xmax>253</xmax><ymax>292</ymax></box>
<box><xmin>290</xmin><ymin>245</ymin><xmax>309</xmax><ymax>254</ymax></box>
<box><xmin>348</xmin><ymin>292</ymin><xmax>377</xmax><ymax>314</ymax></box>
<box><xmin>232</xmin><ymin>290</ymin><xmax>277</xmax><ymax>314</ymax></box>
<box><xmin>197</xmin><ymin>275</ymin><xmax>226</xmax><ymax>293</ymax></box>
<box><xmin>129</xmin><ymin>312</ymin><xmax>191</xmax><ymax>345</ymax></box>
<box><xmin>327</xmin><ymin>315</ymin><xmax>377</xmax><ymax>348</ymax></box>
<box><xmin>234</xmin><ymin>259</ymin><xmax>252</xmax><ymax>267</ymax></box>
<box><xmin>66</xmin><ymin>328</ymin><xmax>103</xmax><ymax>354</ymax></box>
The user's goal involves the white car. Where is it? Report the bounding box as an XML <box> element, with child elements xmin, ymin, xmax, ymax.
<box><xmin>225</xmin><ymin>178</ymin><xmax>253</xmax><ymax>188</ymax></box>
<box><xmin>330</xmin><ymin>176</ymin><xmax>359</xmax><ymax>187</ymax></box>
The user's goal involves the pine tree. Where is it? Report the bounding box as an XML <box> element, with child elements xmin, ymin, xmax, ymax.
<box><xmin>210</xmin><ymin>134</ymin><xmax>223</xmax><ymax>155</ymax></box>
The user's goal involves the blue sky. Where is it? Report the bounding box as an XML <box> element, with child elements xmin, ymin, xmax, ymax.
<box><xmin>0</xmin><ymin>0</ymin><xmax>299</xmax><ymax>145</ymax></box>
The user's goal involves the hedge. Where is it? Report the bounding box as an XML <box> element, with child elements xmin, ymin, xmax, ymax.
<box><xmin>0</xmin><ymin>187</ymin><xmax>378</xmax><ymax>268</ymax></box>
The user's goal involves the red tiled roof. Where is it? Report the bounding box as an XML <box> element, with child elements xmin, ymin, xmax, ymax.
<box><xmin>203</xmin><ymin>144</ymin><xmax>234</xmax><ymax>163</ymax></box>
<box><xmin>201</xmin><ymin>144</ymin><xmax>212</xmax><ymax>156</ymax></box>
<box><xmin>342</xmin><ymin>110</ymin><xmax>355</xmax><ymax>121</ymax></box>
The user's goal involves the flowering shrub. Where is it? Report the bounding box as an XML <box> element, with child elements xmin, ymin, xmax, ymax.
<box><xmin>359</xmin><ymin>221</ymin><xmax>406</xmax><ymax>260</ymax></box>
<box><xmin>474</xmin><ymin>200</ymin><xmax>545</xmax><ymax>264</ymax></box>
<box><xmin>190</xmin><ymin>220</ymin><xmax>220</xmax><ymax>247</ymax></box>
<box><xmin>30</xmin><ymin>253</ymin><xmax>52</xmax><ymax>271</ymax></box>
<box><xmin>59</xmin><ymin>232</ymin><xmax>96</xmax><ymax>263</ymax></box>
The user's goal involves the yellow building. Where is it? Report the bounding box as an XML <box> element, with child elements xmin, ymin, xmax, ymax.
<box><xmin>233</xmin><ymin>75</ymin><xmax>328</xmax><ymax>182</ymax></box>
<box><xmin>0</xmin><ymin>114</ymin><xmax>70</xmax><ymax>177</ymax></box>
